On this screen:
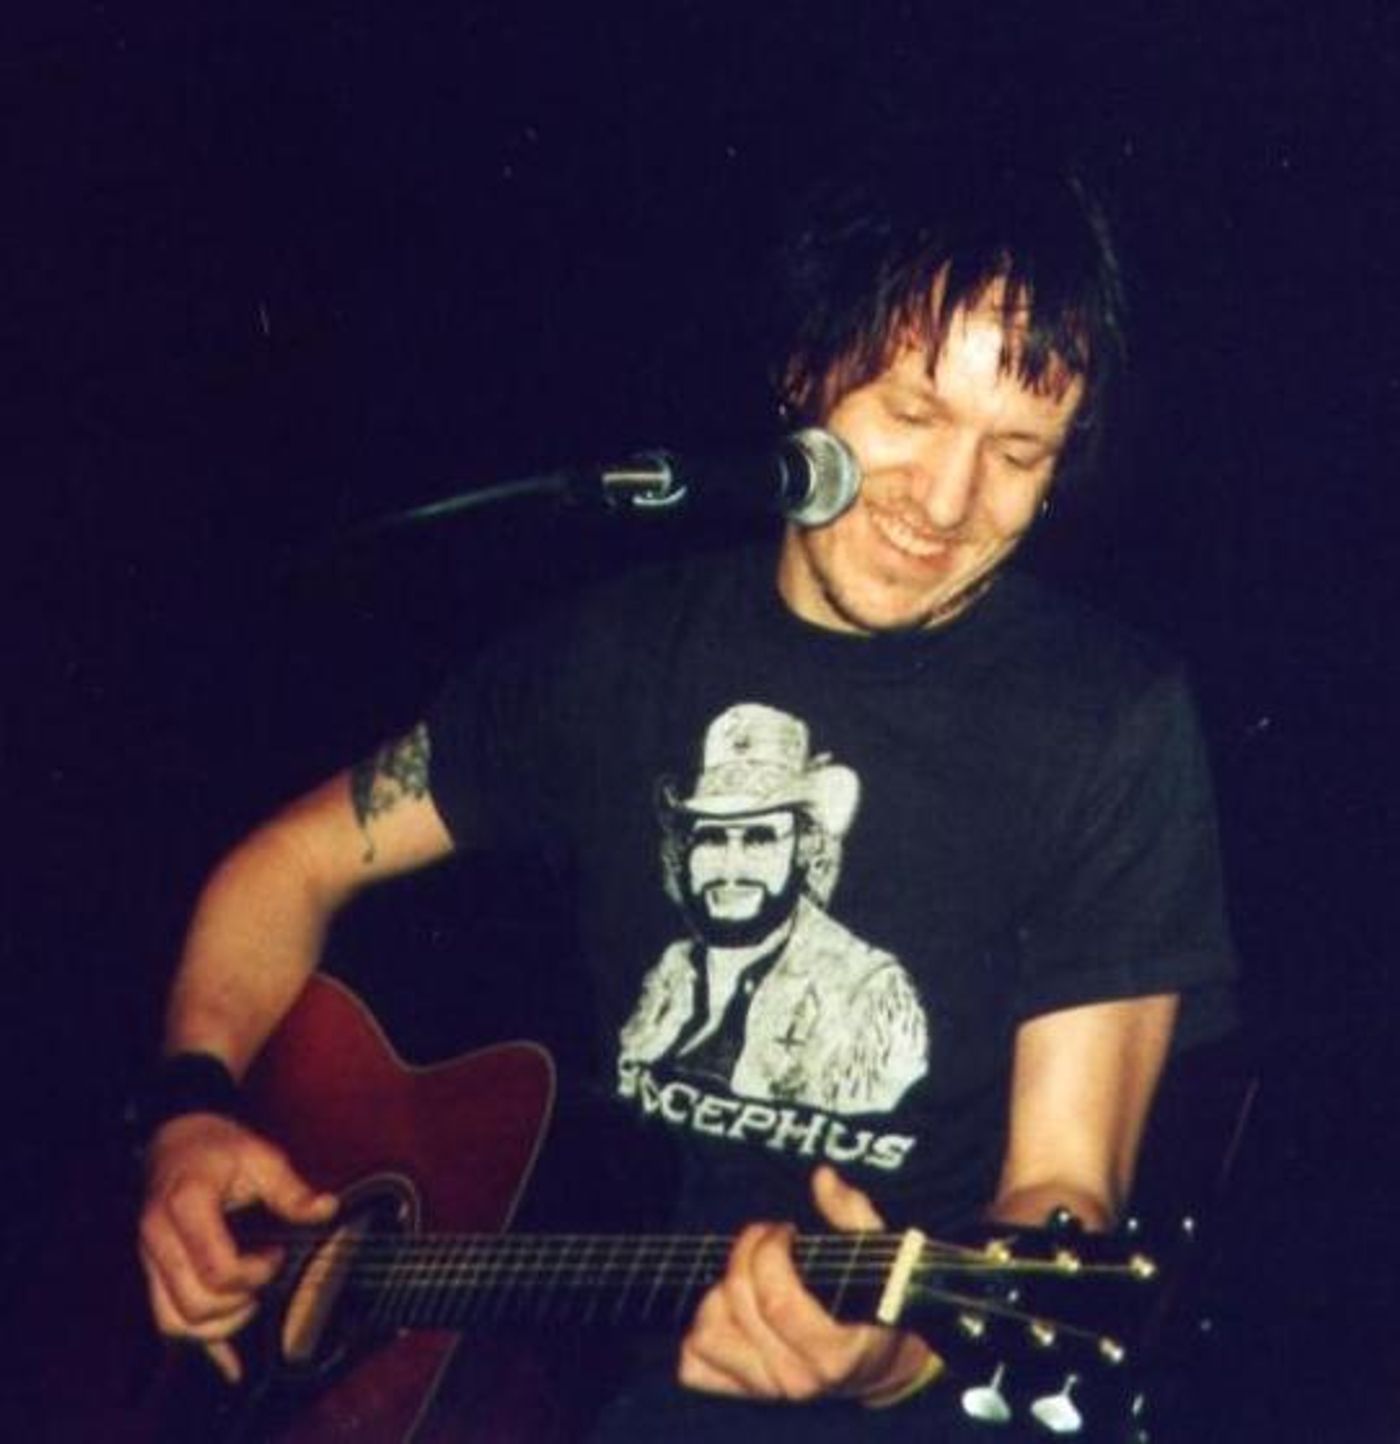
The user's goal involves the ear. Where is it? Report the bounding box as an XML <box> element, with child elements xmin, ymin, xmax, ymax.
<box><xmin>774</xmin><ymin>357</ymin><xmax>819</xmax><ymax>426</ymax></box>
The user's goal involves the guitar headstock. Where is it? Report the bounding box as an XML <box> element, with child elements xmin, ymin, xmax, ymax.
<box><xmin>899</xmin><ymin>1219</ymin><xmax>1162</xmax><ymax>1436</ymax></box>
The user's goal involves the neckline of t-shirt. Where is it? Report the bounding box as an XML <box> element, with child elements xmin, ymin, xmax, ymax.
<box><xmin>738</xmin><ymin>546</ymin><xmax>1016</xmax><ymax>678</ymax></box>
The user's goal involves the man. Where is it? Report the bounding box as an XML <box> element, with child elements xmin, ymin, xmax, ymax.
<box><xmin>135</xmin><ymin>155</ymin><xmax>1235</xmax><ymax>1437</ymax></box>
<box><xmin>620</xmin><ymin>701</ymin><xmax>928</xmax><ymax>1123</ymax></box>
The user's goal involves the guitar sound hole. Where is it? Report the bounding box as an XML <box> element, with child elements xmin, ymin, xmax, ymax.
<box><xmin>276</xmin><ymin>1174</ymin><xmax>418</xmax><ymax>1380</ymax></box>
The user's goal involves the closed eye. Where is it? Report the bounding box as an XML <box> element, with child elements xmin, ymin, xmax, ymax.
<box><xmin>883</xmin><ymin>399</ymin><xmax>938</xmax><ymax>426</ymax></box>
<box><xmin>998</xmin><ymin>447</ymin><xmax>1051</xmax><ymax>471</ymax></box>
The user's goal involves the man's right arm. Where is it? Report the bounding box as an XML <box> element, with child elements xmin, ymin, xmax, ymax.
<box><xmin>138</xmin><ymin>723</ymin><xmax>459</xmax><ymax>1378</ymax></box>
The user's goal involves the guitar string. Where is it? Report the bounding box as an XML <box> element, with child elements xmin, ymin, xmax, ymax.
<box><xmin>287</xmin><ymin>1257</ymin><xmax>1142</xmax><ymax>1284</ymax></box>
<box><xmin>262</xmin><ymin>1229</ymin><xmax>1139</xmax><ymax>1343</ymax></box>
<box><xmin>272</xmin><ymin>1236</ymin><xmax>1145</xmax><ymax>1280</ymax></box>
<box><xmin>276</xmin><ymin>1235</ymin><xmax>1147</xmax><ymax>1310</ymax></box>
<box><xmin>279</xmin><ymin>1237</ymin><xmax>1125</xmax><ymax>1346</ymax></box>
<box><xmin>267</xmin><ymin>1253</ymin><xmax>1143</xmax><ymax>1288</ymax></box>
<box><xmin>252</xmin><ymin>1228</ymin><xmax>1139</xmax><ymax>1268</ymax></box>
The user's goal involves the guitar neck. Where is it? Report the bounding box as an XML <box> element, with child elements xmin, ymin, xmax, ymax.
<box><xmin>343</xmin><ymin>1230</ymin><xmax>911</xmax><ymax>1333</ymax></box>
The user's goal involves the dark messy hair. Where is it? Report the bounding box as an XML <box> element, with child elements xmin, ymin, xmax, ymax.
<box><xmin>773</xmin><ymin>149</ymin><xmax>1127</xmax><ymax>474</ymax></box>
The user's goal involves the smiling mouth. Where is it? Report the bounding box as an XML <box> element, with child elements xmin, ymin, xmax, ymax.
<box><xmin>866</xmin><ymin>505</ymin><xmax>954</xmax><ymax>562</ymax></box>
<box><xmin>703</xmin><ymin>884</ymin><xmax>764</xmax><ymax>917</ymax></box>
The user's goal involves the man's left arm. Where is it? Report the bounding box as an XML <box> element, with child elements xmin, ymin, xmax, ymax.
<box><xmin>992</xmin><ymin>991</ymin><xmax>1179</xmax><ymax>1230</ymax></box>
<box><xmin>678</xmin><ymin>991</ymin><xmax>1180</xmax><ymax>1404</ymax></box>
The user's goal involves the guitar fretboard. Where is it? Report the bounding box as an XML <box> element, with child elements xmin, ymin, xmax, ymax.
<box><xmin>339</xmin><ymin>1231</ymin><xmax>908</xmax><ymax>1331</ymax></box>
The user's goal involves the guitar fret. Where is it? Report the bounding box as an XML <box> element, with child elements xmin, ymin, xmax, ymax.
<box><xmin>394</xmin><ymin>1238</ymin><xmax>422</xmax><ymax>1327</ymax></box>
<box><xmin>612</xmin><ymin>1237</ymin><xmax>646</xmax><ymax>1324</ymax></box>
<box><xmin>795</xmin><ymin>1234</ymin><xmax>818</xmax><ymax>1308</ymax></box>
<box><xmin>520</xmin><ymin>1235</ymin><xmax>549</xmax><ymax>1324</ymax></box>
<box><xmin>457</xmin><ymin>1234</ymin><xmax>487</xmax><ymax>1327</ymax></box>
<box><xmin>392</xmin><ymin>1237</ymin><xmax>423</xmax><ymax>1328</ymax></box>
<box><xmin>489</xmin><ymin>1232</ymin><xmax>518</xmax><ymax>1324</ymax></box>
<box><xmin>431</xmin><ymin>1236</ymin><xmax>462</xmax><ymax>1327</ymax></box>
<box><xmin>573</xmin><ymin>1237</ymin><xmax>598</xmax><ymax>1323</ymax></box>
<box><xmin>831</xmin><ymin>1231</ymin><xmax>862</xmax><ymax>1318</ymax></box>
<box><xmin>539</xmin><ymin>1235</ymin><xmax>572</xmax><ymax>1322</ymax></box>
<box><xmin>584</xmin><ymin>1238</ymin><xmax>619</xmax><ymax>1325</ymax></box>
<box><xmin>401</xmin><ymin>1236</ymin><xmax>427</xmax><ymax>1322</ymax></box>
<box><xmin>640</xmin><ymin>1234</ymin><xmax>677</xmax><ymax>1322</ymax></box>
<box><xmin>403</xmin><ymin>1237</ymin><xmax>429</xmax><ymax>1328</ymax></box>
<box><xmin>673</xmin><ymin>1236</ymin><xmax>715</xmax><ymax>1326</ymax></box>
<box><xmin>496</xmin><ymin>1236</ymin><xmax>520</xmax><ymax>1324</ymax></box>
<box><xmin>345</xmin><ymin>1236</ymin><xmax>383</xmax><ymax>1330</ymax></box>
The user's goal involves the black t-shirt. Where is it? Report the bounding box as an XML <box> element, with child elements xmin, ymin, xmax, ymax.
<box><xmin>427</xmin><ymin>543</ymin><xmax>1236</xmax><ymax>1234</ymax></box>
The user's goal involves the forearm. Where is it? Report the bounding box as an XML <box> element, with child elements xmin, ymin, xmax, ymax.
<box><xmin>986</xmin><ymin>1181</ymin><xmax>1115</xmax><ymax>1232</ymax></box>
<box><xmin>992</xmin><ymin>994</ymin><xmax>1180</xmax><ymax>1235</ymax></box>
<box><xmin>164</xmin><ymin>822</ymin><xmax>352</xmax><ymax>1075</ymax></box>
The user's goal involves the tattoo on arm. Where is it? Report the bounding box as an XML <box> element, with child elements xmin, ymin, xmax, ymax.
<box><xmin>350</xmin><ymin>723</ymin><xmax>431</xmax><ymax>864</ymax></box>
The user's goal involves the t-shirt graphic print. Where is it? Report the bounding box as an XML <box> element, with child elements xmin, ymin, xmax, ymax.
<box><xmin>616</xmin><ymin>704</ymin><xmax>929</xmax><ymax>1171</ymax></box>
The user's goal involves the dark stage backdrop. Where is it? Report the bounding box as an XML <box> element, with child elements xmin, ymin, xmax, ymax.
<box><xmin>7</xmin><ymin>4</ymin><xmax>1397</xmax><ymax>1439</ymax></box>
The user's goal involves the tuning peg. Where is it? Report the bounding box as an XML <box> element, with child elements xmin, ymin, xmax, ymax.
<box><xmin>1030</xmin><ymin>1373</ymin><xmax>1083</xmax><ymax>1435</ymax></box>
<box><xmin>1126</xmin><ymin>1389</ymin><xmax>1151</xmax><ymax>1442</ymax></box>
<box><xmin>960</xmin><ymin>1362</ymin><xmax>1013</xmax><ymax>1425</ymax></box>
<box><xmin>1045</xmin><ymin>1206</ymin><xmax>1084</xmax><ymax>1237</ymax></box>
<box><xmin>1097</xmin><ymin>1334</ymin><xmax>1127</xmax><ymax>1366</ymax></box>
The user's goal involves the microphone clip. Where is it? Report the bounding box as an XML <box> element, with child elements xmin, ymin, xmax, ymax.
<box><xmin>597</xmin><ymin>451</ymin><xmax>688</xmax><ymax>512</ymax></box>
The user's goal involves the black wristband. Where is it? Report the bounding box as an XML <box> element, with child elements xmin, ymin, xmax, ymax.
<box><xmin>126</xmin><ymin>1051</ymin><xmax>243</xmax><ymax>1147</ymax></box>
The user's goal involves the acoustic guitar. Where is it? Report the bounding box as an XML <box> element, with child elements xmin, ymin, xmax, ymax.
<box><xmin>142</xmin><ymin>973</ymin><xmax>1163</xmax><ymax>1442</ymax></box>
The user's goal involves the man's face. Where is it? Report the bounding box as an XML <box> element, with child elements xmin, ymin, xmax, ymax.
<box><xmin>777</xmin><ymin>295</ymin><xmax>1085</xmax><ymax>633</ymax></box>
<box><xmin>684</xmin><ymin>809</ymin><xmax>801</xmax><ymax>945</ymax></box>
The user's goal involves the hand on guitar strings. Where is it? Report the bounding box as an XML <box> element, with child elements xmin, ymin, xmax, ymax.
<box><xmin>677</xmin><ymin>1164</ymin><xmax>937</xmax><ymax>1406</ymax></box>
<box><xmin>138</xmin><ymin>1112</ymin><xmax>338</xmax><ymax>1384</ymax></box>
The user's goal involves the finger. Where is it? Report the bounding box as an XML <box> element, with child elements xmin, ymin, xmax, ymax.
<box><xmin>811</xmin><ymin>1165</ymin><xmax>885</xmax><ymax>1232</ymax></box>
<box><xmin>146</xmin><ymin>1260</ymin><xmax>258</xmax><ymax>1345</ymax></box>
<box><xmin>724</xmin><ymin>1223</ymin><xmax>835</xmax><ymax>1398</ymax></box>
<box><xmin>242</xmin><ymin>1146</ymin><xmax>338</xmax><ymax>1224</ymax></box>
<box><xmin>166</xmin><ymin>1180</ymin><xmax>282</xmax><ymax>1293</ymax></box>
<box><xmin>680</xmin><ymin>1282</ymin><xmax>785</xmax><ymax>1398</ymax></box>
<box><xmin>677</xmin><ymin>1337</ymin><xmax>772</xmax><ymax>1398</ymax></box>
<box><xmin>203</xmin><ymin>1339</ymin><xmax>244</xmax><ymax>1386</ymax></box>
<box><xmin>744</xmin><ymin>1223</ymin><xmax>908</xmax><ymax>1397</ymax></box>
<box><xmin>140</xmin><ymin>1209</ymin><xmax>262</xmax><ymax>1325</ymax></box>
<box><xmin>150</xmin><ymin>1267</ymin><xmax>250</xmax><ymax>1386</ymax></box>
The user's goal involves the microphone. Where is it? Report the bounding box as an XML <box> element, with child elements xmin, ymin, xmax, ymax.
<box><xmin>593</xmin><ymin>428</ymin><xmax>861</xmax><ymax>527</ymax></box>
<box><xmin>354</xmin><ymin>428</ymin><xmax>861</xmax><ymax>538</ymax></box>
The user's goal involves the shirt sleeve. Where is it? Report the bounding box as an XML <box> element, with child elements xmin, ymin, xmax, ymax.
<box><xmin>424</xmin><ymin>616</ymin><xmax>577</xmax><ymax>854</ymax></box>
<box><xmin>1014</xmin><ymin>667</ymin><xmax>1238</xmax><ymax>1046</ymax></box>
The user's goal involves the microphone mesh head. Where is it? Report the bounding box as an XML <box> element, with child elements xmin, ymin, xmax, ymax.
<box><xmin>785</xmin><ymin>428</ymin><xmax>861</xmax><ymax>527</ymax></box>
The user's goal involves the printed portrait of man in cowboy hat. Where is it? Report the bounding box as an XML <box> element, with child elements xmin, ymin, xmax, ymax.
<box><xmin>619</xmin><ymin>703</ymin><xmax>929</xmax><ymax>1116</ymax></box>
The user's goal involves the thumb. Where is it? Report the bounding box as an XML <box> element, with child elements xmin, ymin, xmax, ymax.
<box><xmin>205</xmin><ymin>1339</ymin><xmax>244</xmax><ymax>1386</ymax></box>
<box><xmin>248</xmin><ymin>1147</ymin><xmax>338</xmax><ymax>1224</ymax></box>
<box><xmin>812</xmin><ymin>1165</ymin><xmax>885</xmax><ymax>1233</ymax></box>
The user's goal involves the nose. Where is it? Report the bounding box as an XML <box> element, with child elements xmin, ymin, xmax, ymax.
<box><xmin>718</xmin><ymin>834</ymin><xmax>750</xmax><ymax>875</ymax></box>
<box><xmin>909</xmin><ymin>432</ymin><xmax>981</xmax><ymax>531</ymax></box>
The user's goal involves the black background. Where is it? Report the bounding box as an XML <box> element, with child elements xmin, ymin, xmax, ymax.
<box><xmin>6</xmin><ymin>2</ymin><xmax>1398</xmax><ymax>1438</ymax></box>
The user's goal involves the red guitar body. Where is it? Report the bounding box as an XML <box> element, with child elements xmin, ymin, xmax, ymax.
<box><xmin>193</xmin><ymin>974</ymin><xmax>579</xmax><ymax>1444</ymax></box>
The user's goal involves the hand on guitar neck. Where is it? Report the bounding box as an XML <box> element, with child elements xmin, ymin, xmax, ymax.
<box><xmin>138</xmin><ymin>1110</ymin><xmax>338</xmax><ymax>1385</ymax></box>
<box><xmin>679</xmin><ymin>1163</ymin><xmax>937</xmax><ymax>1406</ymax></box>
